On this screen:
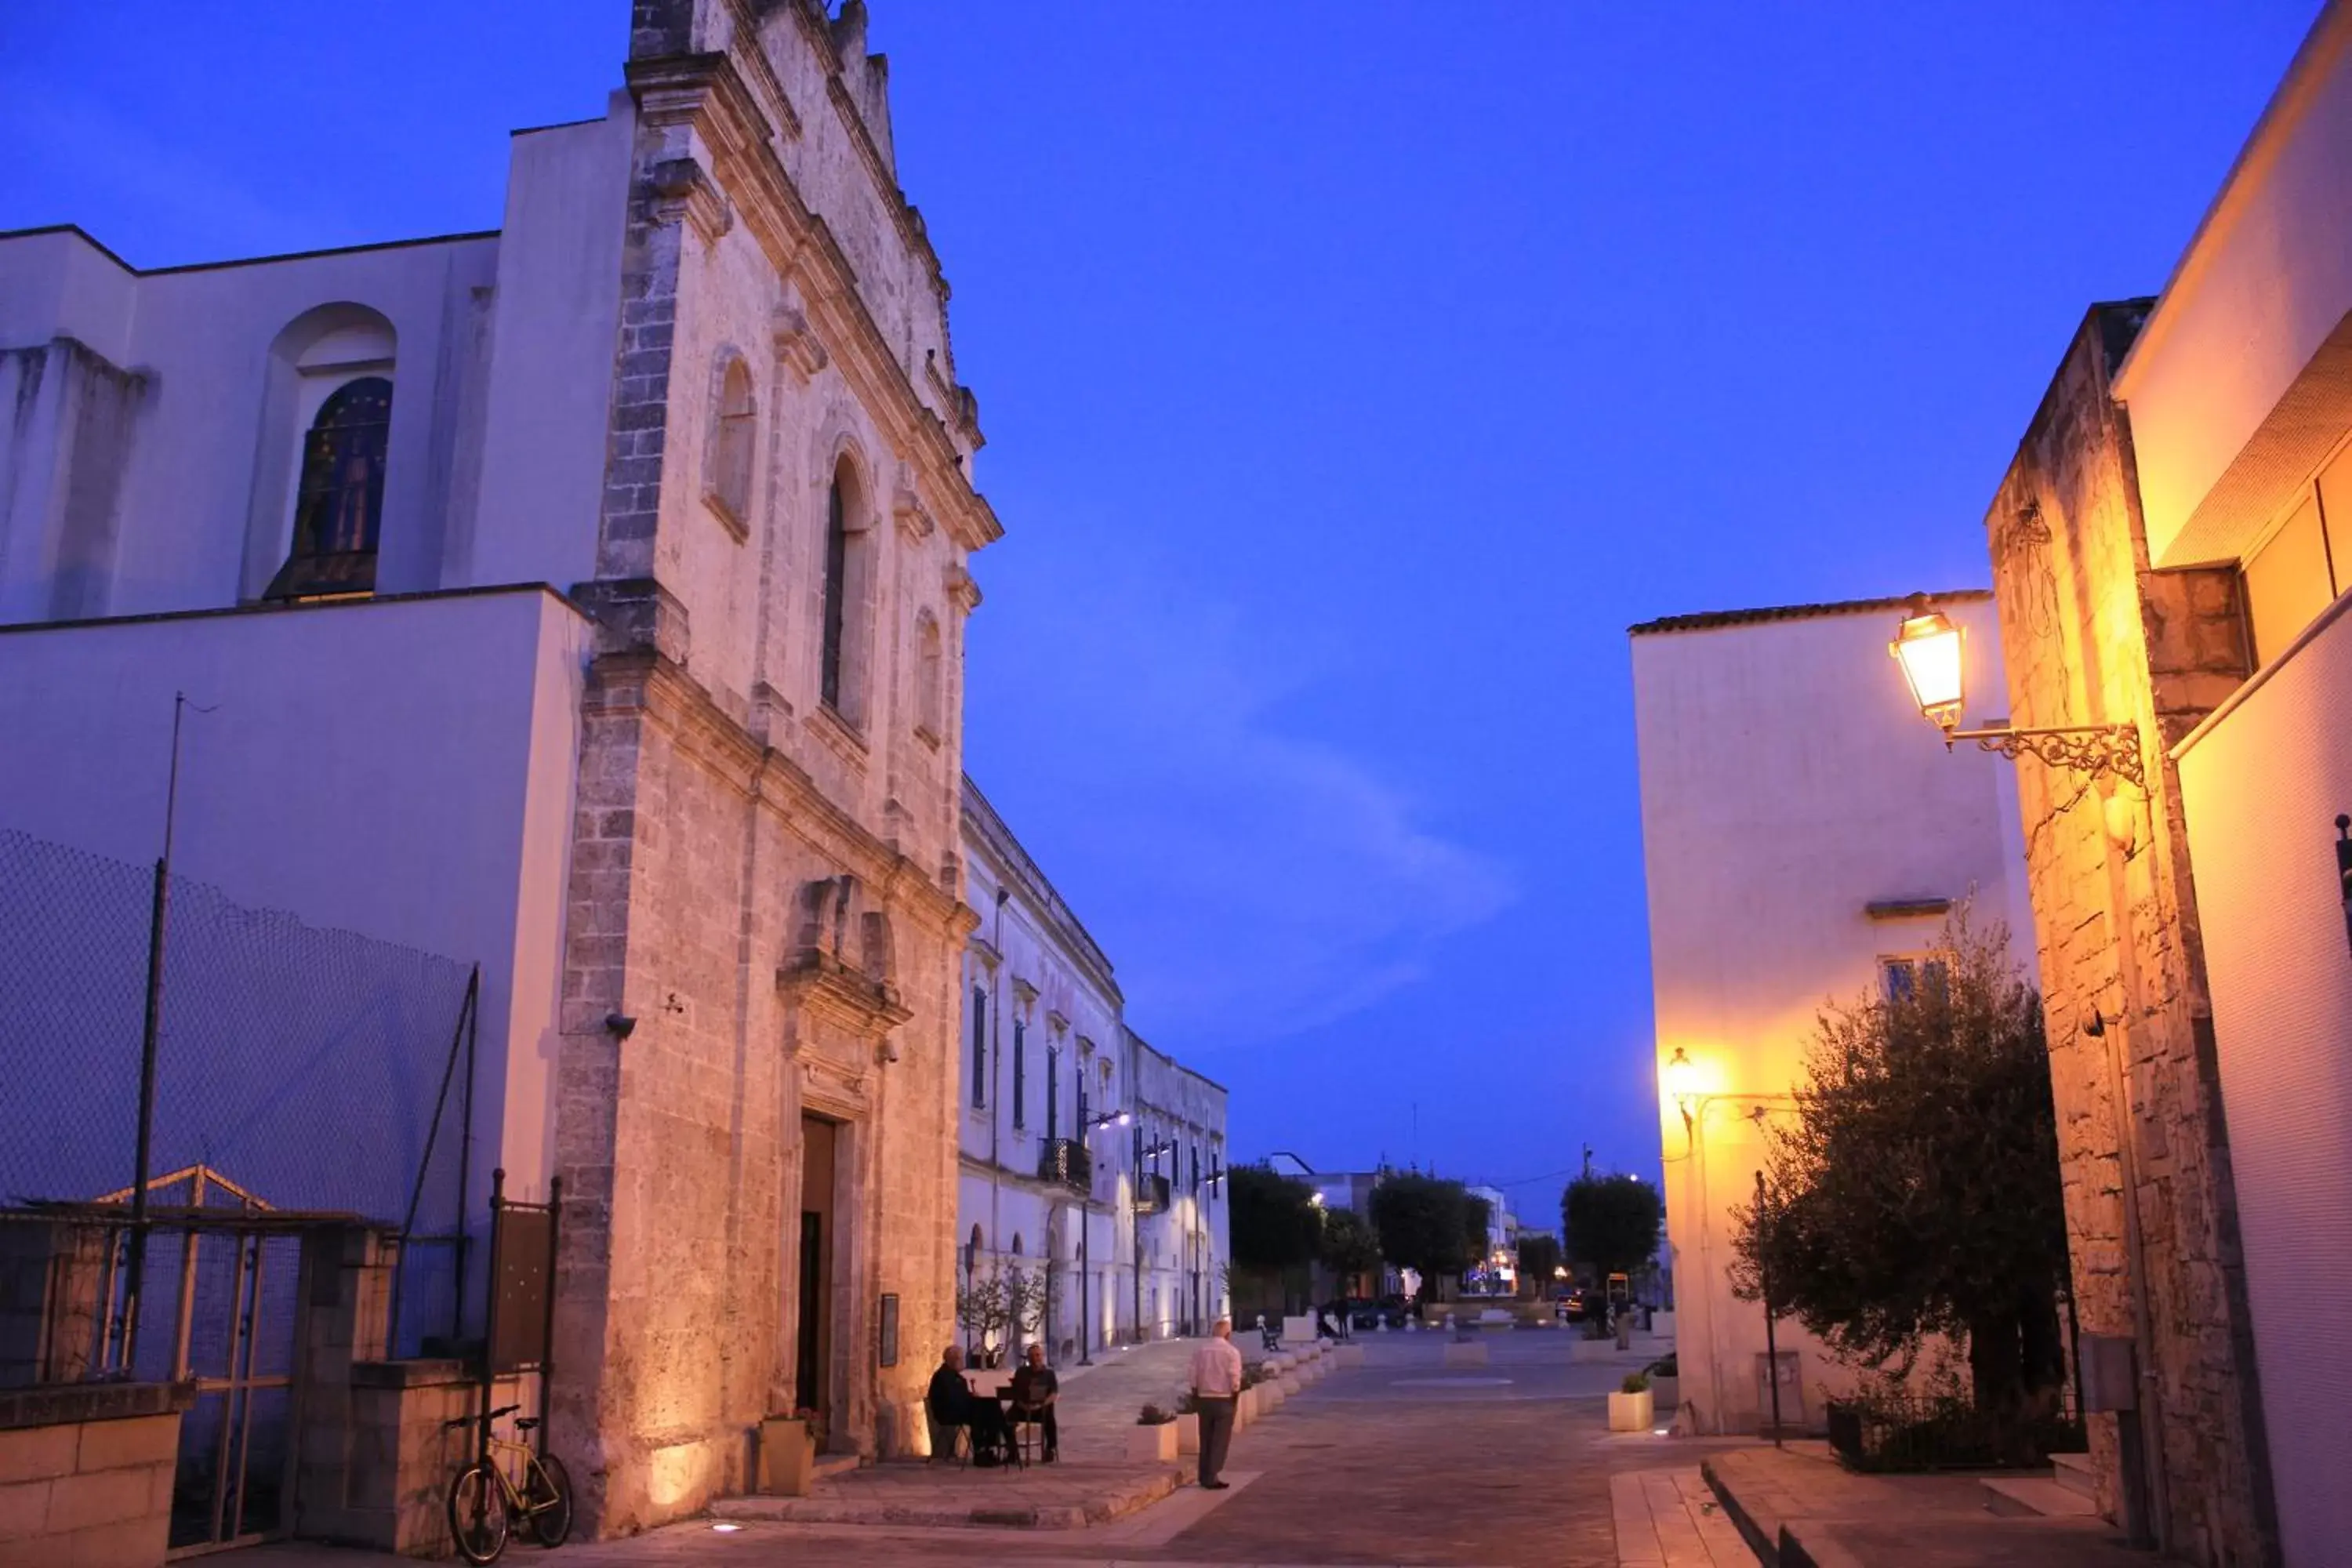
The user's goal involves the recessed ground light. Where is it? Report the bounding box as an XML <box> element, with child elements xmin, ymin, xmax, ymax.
<box><xmin>711</xmin><ymin>1522</ymin><xmax>744</xmax><ymax>1533</ymax></box>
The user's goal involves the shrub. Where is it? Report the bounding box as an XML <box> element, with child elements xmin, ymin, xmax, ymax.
<box><xmin>1137</xmin><ymin>1403</ymin><xmax>1174</xmax><ymax>1425</ymax></box>
<box><xmin>1174</xmin><ymin>1390</ymin><xmax>1202</xmax><ymax>1416</ymax></box>
<box><xmin>1647</xmin><ymin>1353</ymin><xmax>1677</xmax><ymax>1377</ymax></box>
<box><xmin>1621</xmin><ymin>1372</ymin><xmax>1650</xmax><ymax>1395</ymax></box>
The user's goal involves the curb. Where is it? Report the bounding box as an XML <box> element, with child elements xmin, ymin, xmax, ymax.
<box><xmin>1700</xmin><ymin>1457</ymin><xmax>1780</xmax><ymax>1568</ymax></box>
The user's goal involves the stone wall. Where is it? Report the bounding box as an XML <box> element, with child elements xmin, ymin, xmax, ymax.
<box><xmin>0</xmin><ymin>1382</ymin><xmax>187</xmax><ymax>1568</ymax></box>
<box><xmin>1982</xmin><ymin>302</ymin><xmax>2278</xmax><ymax>1566</ymax></box>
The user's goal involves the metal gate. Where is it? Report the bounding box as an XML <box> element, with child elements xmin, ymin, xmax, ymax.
<box><xmin>22</xmin><ymin>1166</ymin><xmax>321</xmax><ymax>1556</ymax></box>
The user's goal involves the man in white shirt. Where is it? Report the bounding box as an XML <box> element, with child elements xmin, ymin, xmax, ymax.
<box><xmin>1187</xmin><ymin>1316</ymin><xmax>1245</xmax><ymax>1489</ymax></box>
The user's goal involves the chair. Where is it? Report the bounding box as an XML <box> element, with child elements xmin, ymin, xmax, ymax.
<box><xmin>1007</xmin><ymin>1404</ymin><xmax>1049</xmax><ymax>1467</ymax></box>
<box><xmin>927</xmin><ymin>1413</ymin><xmax>969</xmax><ymax>1468</ymax></box>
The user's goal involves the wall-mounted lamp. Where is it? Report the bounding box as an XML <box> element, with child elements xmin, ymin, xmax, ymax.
<box><xmin>1890</xmin><ymin>595</ymin><xmax>2143</xmax><ymax>788</ymax></box>
<box><xmin>1084</xmin><ymin>1109</ymin><xmax>1132</xmax><ymax>1134</ymax></box>
<box><xmin>604</xmin><ymin>1012</ymin><xmax>637</xmax><ymax>1040</ymax></box>
<box><xmin>1662</xmin><ymin>1047</ymin><xmax>1697</xmax><ymax>1139</ymax></box>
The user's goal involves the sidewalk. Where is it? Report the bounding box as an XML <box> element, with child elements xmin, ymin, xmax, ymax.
<box><xmin>1700</xmin><ymin>1443</ymin><xmax>2158</xmax><ymax>1566</ymax></box>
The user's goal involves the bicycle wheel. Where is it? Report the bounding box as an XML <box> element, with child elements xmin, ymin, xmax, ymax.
<box><xmin>521</xmin><ymin>1454</ymin><xmax>574</xmax><ymax>1548</ymax></box>
<box><xmin>448</xmin><ymin>1460</ymin><xmax>510</xmax><ymax>1564</ymax></box>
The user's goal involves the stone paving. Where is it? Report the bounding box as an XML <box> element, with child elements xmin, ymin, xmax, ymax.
<box><xmin>1703</xmin><ymin>1443</ymin><xmax>2161</xmax><ymax>1566</ymax></box>
<box><xmin>239</xmin><ymin>1327</ymin><xmax>1724</xmax><ymax>1566</ymax></box>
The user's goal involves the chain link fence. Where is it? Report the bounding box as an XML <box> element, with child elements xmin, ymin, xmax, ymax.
<box><xmin>0</xmin><ymin>826</ymin><xmax>478</xmax><ymax>1353</ymax></box>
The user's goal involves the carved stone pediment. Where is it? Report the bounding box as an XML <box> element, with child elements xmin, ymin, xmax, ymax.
<box><xmin>777</xmin><ymin>875</ymin><xmax>910</xmax><ymax>1039</ymax></box>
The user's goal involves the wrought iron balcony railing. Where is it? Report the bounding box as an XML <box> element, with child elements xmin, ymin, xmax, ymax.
<box><xmin>1038</xmin><ymin>1138</ymin><xmax>1091</xmax><ymax>1195</ymax></box>
<box><xmin>1134</xmin><ymin>1172</ymin><xmax>1171</xmax><ymax>1216</ymax></box>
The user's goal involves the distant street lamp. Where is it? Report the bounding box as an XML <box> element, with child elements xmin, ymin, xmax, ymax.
<box><xmin>1889</xmin><ymin>594</ymin><xmax>2143</xmax><ymax>786</ymax></box>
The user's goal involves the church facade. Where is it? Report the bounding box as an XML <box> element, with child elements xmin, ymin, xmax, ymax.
<box><xmin>0</xmin><ymin>0</ymin><xmax>995</xmax><ymax>1537</ymax></box>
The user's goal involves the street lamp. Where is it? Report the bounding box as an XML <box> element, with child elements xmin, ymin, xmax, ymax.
<box><xmin>1662</xmin><ymin>1047</ymin><xmax>1698</xmax><ymax>1142</ymax></box>
<box><xmin>1889</xmin><ymin>595</ymin><xmax>2143</xmax><ymax>787</ymax></box>
<box><xmin>1074</xmin><ymin>1107</ymin><xmax>1131</xmax><ymax>1365</ymax></box>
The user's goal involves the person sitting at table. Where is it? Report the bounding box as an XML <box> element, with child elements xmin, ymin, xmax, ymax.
<box><xmin>1007</xmin><ymin>1341</ymin><xmax>1060</xmax><ymax>1462</ymax></box>
<box><xmin>925</xmin><ymin>1345</ymin><xmax>1012</xmax><ymax>1464</ymax></box>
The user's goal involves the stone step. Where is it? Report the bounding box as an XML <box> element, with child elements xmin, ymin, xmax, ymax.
<box><xmin>812</xmin><ymin>1454</ymin><xmax>862</xmax><ymax>1483</ymax></box>
<box><xmin>2049</xmin><ymin>1450</ymin><xmax>2096</xmax><ymax>1499</ymax></box>
<box><xmin>1982</xmin><ymin>1476</ymin><xmax>2100</xmax><ymax>1519</ymax></box>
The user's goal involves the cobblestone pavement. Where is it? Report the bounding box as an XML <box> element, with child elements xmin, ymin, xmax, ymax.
<box><xmin>248</xmin><ymin>1328</ymin><xmax>1733</xmax><ymax>1567</ymax></box>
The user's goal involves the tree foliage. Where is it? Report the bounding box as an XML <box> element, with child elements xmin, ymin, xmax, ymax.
<box><xmin>1728</xmin><ymin>916</ymin><xmax>2068</xmax><ymax>1439</ymax></box>
<box><xmin>1229</xmin><ymin>1163</ymin><xmax>1322</xmax><ymax>1272</ymax></box>
<box><xmin>1319</xmin><ymin>1207</ymin><xmax>1384</xmax><ymax>1282</ymax></box>
<box><xmin>1368</xmin><ymin>1173</ymin><xmax>1488</xmax><ymax>1294</ymax></box>
<box><xmin>1515</xmin><ymin>1231</ymin><xmax>1563</xmax><ymax>1287</ymax></box>
<box><xmin>1562</xmin><ymin>1174</ymin><xmax>1662</xmax><ymax>1279</ymax></box>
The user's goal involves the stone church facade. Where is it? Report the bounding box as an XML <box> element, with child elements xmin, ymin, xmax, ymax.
<box><xmin>550</xmin><ymin>0</ymin><xmax>999</xmax><ymax>1531</ymax></box>
<box><xmin>0</xmin><ymin>0</ymin><xmax>998</xmax><ymax>1542</ymax></box>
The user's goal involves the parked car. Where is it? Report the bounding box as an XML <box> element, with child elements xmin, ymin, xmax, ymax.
<box><xmin>1555</xmin><ymin>1288</ymin><xmax>1599</xmax><ymax>1323</ymax></box>
<box><xmin>1341</xmin><ymin>1295</ymin><xmax>1407</xmax><ymax>1330</ymax></box>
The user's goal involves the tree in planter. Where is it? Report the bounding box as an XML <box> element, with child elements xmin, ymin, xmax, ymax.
<box><xmin>1561</xmin><ymin>1173</ymin><xmax>1662</xmax><ymax>1284</ymax></box>
<box><xmin>1369</xmin><ymin>1172</ymin><xmax>1486</xmax><ymax>1304</ymax></box>
<box><xmin>1515</xmin><ymin>1232</ymin><xmax>1563</xmax><ymax>1298</ymax></box>
<box><xmin>955</xmin><ymin>1268</ymin><xmax>1011</xmax><ymax>1365</ymax></box>
<box><xmin>1003</xmin><ymin>1265</ymin><xmax>1048</xmax><ymax>1353</ymax></box>
<box><xmin>1229</xmin><ymin>1163</ymin><xmax>1322</xmax><ymax>1314</ymax></box>
<box><xmin>1727</xmin><ymin>914</ymin><xmax>2068</xmax><ymax>1455</ymax></box>
<box><xmin>1319</xmin><ymin>1208</ymin><xmax>1384</xmax><ymax>1297</ymax></box>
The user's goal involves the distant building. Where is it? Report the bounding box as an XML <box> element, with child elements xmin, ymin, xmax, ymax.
<box><xmin>956</xmin><ymin>780</ymin><xmax>1229</xmax><ymax>1363</ymax></box>
<box><xmin>1629</xmin><ymin>594</ymin><xmax>2034</xmax><ymax>1436</ymax></box>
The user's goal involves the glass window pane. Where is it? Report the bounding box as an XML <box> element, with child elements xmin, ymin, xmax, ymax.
<box><xmin>2243</xmin><ymin>493</ymin><xmax>2333</xmax><ymax>666</ymax></box>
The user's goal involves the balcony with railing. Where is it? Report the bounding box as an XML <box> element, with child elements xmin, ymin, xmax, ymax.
<box><xmin>1037</xmin><ymin>1138</ymin><xmax>1091</xmax><ymax>1196</ymax></box>
<box><xmin>1134</xmin><ymin>1172</ymin><xmax>1171</xmax><ymax>1216</ymax></box>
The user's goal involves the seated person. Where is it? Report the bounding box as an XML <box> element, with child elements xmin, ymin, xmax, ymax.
<box><xmin>924</xmin><ymin>1345</ymin><xmax>1013</xmax><ymax>1463</ymax></box>
<box><xmin>1006</xmin><ymin>1342</ymin><xmax>1059</xmax><ymax>1461</ymax></box>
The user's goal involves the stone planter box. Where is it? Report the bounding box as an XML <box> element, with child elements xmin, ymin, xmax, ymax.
<box><xmin>1127</xmin><ymin>1421</ymin><xmax>1179</xmax><ymax>1463</ymax></box>
<box><xmin>1236</xmin><ymin>1387</ymin><xmax>1258</xmax><ymax>1425</ymax></box>
<box><xmin>757</xmin><ymin>1415</ymin><xmax>815</xmax><ymax>1495</ymax></box>
<box><xmin>1259</xmin><ymin>1383</ymin><xmax>1284</xmax><ymax>1413</ymax></box>
<box><xmin>1607</xmin><ymin>1388</ymin><xmax>1655</xmax><ymax>1433</ymax></box>
<box><xmin>1176</xmin><ymin>1412</ymin><xmax>1201</xmax><ymax>1454</ymax></box>
<box><xmin>1283</xmin><ymin>1315</ymin><xmax>1318</xmax><ymax>1347</ymax></box>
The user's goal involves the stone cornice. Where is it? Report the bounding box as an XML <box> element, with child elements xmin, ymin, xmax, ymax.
<box><xmin>623</xmin><ymin>52</ymin><xmax>1002</xmax><ymax>556</ymax></box>
<box><xmin>585</xmin><ymin>649</ymin><xmax>968</xmax><ymax>938</ymax></box>
<box><xmin>944</xmin><ymin>564</ymin><xmax>981</xmax><ymax>615</ymax></box>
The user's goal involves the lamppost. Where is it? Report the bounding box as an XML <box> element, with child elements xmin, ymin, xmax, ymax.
<box><xmin>1888</xmin><ymin>595</ymin><xmax>2143</xmax><ymax>786</ymax></box>
<box><xmin>1076</xmin><ymin>1107</ymin><xmax>1130</xmax><ymax>1366</ymax></box>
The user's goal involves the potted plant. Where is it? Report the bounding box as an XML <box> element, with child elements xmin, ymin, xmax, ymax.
<box><xmin>1173</xmin><ymin>1390</ymin><xmax>1203</xmax><ymax>1455</ymax></box>
<box><xmin>1646</xmin><ymin>1353</ymin><xmax>1679</xmax><ymax>1412</ymax></box>
<box><xmin>1609</xmin><ymin>1370</ymin><xmax>1654</xmax><ymax>1433</ymax></box>
<box><xmin>1128</xmin><ymin>1403</ymin><xmax>1179</xmax><ymax>1463</ymax></box>
<box><xmin>756</xmin><ymin>1409</ymin><xmax>817</xmax><ymax>1495</ymax></box>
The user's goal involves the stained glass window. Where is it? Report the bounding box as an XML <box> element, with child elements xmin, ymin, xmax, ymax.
<box><xmin>265</xmin><ymin>377</ymin><xmax>391</xmax><ymax>601</ymax></box>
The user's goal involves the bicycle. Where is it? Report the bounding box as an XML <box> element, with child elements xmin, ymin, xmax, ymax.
<box><xmin>445</xmin><ymin>1402</ymin><xmax>573</xmax><ymax>1564</ymax></box>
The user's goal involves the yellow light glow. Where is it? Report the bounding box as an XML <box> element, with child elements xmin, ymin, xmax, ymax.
<box><xmin>1890</xmin><ymin>605</ymin><xmax>1965</xmax><ymax>728</ymax></box>
<box><xmin>1661</xmin><ymin>1047</ymin><xmax>1699</xmax><ymax>1109</ymax></box>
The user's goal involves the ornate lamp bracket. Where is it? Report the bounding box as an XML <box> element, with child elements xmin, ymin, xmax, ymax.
<box><xmin>1944</xmin><ymin>723</ymin><xmax>2145</xmax><ymax>789</ymax></box>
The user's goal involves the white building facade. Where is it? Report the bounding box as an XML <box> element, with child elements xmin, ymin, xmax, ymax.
<box><xmin>957</xmin><ymin>782</ymin><xmax>1230</xmax><ymax>1366</ymax></box>
<box><xmin>1</xmin><ymin>0</ymin><xmax>997</xmax><ymax>1537</ymax></box>
<box><xmin>1630</xmin><ymin>593</ymin><xmax>2034</xmax><ymax>1436</ymax></box>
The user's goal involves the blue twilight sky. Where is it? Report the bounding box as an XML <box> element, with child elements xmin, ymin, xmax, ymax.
<box><xmin>0</xmin><ymin>4</ymin><xmax>2318</xmax><ymax>1224</ymax></box>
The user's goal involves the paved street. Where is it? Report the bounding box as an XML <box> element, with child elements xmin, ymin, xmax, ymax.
<box><xmin>250</xmin><ymin>1328</ymin><xmax>1730</xmax><ymax>1567</ymax></box>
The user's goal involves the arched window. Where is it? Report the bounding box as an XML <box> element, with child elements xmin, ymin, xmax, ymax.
<box><xmin>821</xmin><ymin>464</ymin><xmax>852</xmax><ymax>711</ymax></box>
<box><xmin>915</xmin><ymin>612</ymin><xmax>944</xmax><ymax>741</ymax></box>
<box><xmin>706</xmin><ymin>356</ymin><xmax>756</xmax><ymax>535</ymax></box>
<box><xmin>264</xmin><ymin>376</ymin><xmax>393</xmax><ymax>601</ymax></box>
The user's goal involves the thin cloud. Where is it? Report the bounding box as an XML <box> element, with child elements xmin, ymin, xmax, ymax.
<box><xmin>968</xmin><ymin>529</ymin><xmax>1515</xmax><ymax>1046</ymax></box>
